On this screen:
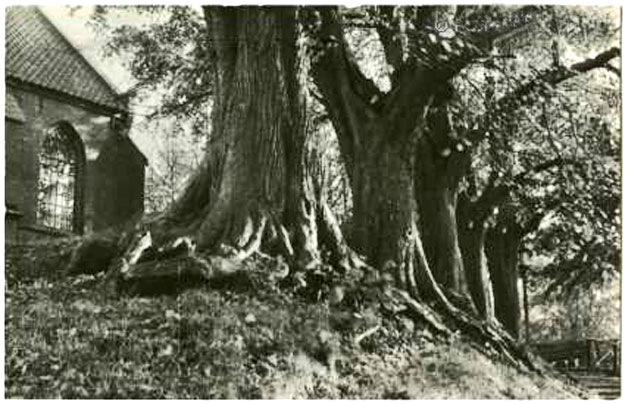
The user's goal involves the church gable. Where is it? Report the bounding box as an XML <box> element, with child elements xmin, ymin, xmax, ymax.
<box><xmin>5</xmin><ymin>6</ymin><xmax>126</xmax><ymax>113</ymax></box>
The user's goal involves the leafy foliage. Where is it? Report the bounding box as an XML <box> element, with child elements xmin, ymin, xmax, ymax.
<box><xmin>450</xmin><ymin>6</ymin><xmax>620</xmax><ymax>303</ymax></box>
<box><xmin>143</xmin><ymin>117</ymin><xmax>204</xmax><ymax>215</ymax></box>
<box><xmin>91</xmin><ymin>6</ymin><xmax>213</xmax><ymax>141</ymax></box>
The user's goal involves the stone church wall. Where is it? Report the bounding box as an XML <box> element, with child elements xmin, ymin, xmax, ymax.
<box><xmin>5</xmin><ymin>84</ymin><xmax>145</xmax><ymax>242</ymax></box>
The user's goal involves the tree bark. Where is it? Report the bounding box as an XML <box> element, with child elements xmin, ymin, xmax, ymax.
<box><xmin>311</xmin><ymin>7</ymin><xmax>486</xmax><ymax>298</ymax></box>
<box><xmin>109</xmin><ymin>6</ymin><xmax>366</xmax><ymax>295</ymax></box>
<box><xmin>415</xmin><ymin>103</ymin><xmax>471</xmax><ymax>293</ymax></box>
<box><xmin>189</xmin><ymin>7</ymin><xmax>291</xmax><ymax>252</ymax></box>
<box><xmin>350</xmin><ymin>129</ymin><xmax>418</xmax><ymax>269</ymax></box>
<box><xmin>521</xmin><ymin>264</ymin><xmax>530</xmax><ymax>343</ymax></box>
<box><xmin>457</xmin><ymin>192</ymin><xmax>496</xmax><ymax>322</ymax></box>
<box><xmin>486</xmin><ymin>206</ymin><xmax>522</xmax><ymax>339</ymax></box>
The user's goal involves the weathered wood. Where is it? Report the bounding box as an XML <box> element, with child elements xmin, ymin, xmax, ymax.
<box><xmin>534</xmin><ymin>339</ymin><xmax>621</xmax><ymax>374</ymax></box>
<box><xmin>118</xmin><ymin>254</ymin><xmax>250</xmax><ymax>296</ymax></box>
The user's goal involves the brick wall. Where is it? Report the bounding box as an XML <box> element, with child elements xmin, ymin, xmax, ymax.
<box><xmin>5</xmin><ymin>85</ymin><xmax>145</xmax><ymax>241</ymax></box>
<box><xmin>5</xmin><ymin>119</ymin><xmax>26</xmax><ymax>210</ymax></box>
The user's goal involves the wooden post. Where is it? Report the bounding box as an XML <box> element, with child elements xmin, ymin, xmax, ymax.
<box><xmin>521</xmin><ymin>265</ymin><xmax>530</xmax><ymax>344</ymax></box>
<box><xmin>613</xmin><ymin>341</ymin><xmax>619</xmax><ymax>376</ymax></box>
<box><xmin>586</xmin><ymin>339</ymin><xmax>596</xmax><ymax>373</ymax></box>
<box><xmin>586</xmin><ymin>339</ymin><xmax>592</xmax><ymax>373</ymax></box>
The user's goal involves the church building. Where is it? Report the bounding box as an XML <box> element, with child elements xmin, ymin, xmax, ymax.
<box><xmin>5</xmin><ymin>6</ymin><xmax>147</xmax><ymax>242</ymax></box>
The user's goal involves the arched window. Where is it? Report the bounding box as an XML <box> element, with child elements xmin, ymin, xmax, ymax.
<box><xmin>36</xmin><ymin>123</ymin><xmax>84</xmax><ymax>232</ymax></box>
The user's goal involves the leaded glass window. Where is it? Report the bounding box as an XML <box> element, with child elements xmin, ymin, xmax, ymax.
<box><xmin>37</xmin><ymin>125</ymin><xmax>79</xmax><ymax>231</ymax></box>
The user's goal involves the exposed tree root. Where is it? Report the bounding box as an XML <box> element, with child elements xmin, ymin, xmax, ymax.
<box><xmin>383</xmin><ymin>284</ymin><xmax>534</xmax><ymax>371</ymax></box>
<box><xmin>317</xmin><ymin>201</ymin><xmax>371</xmax><ymax>274</ymax></box>
<box><xmin>105</xmin><ymin>227</ymin><xmax>293</xmax><ymax>297</ymax></box>
<box><xmin>105</xmin><ymin>199</ymin><xmax>344</xmax><ymax>296</ymax></box>
<box><xmin>396</xmin><ymin>234</ymin><xmax>537</xmax><ymax>371</ymax></box>
<box><xmin>382</xmin><ymin>287</ymin><xmax>451</xmax><ymax>337</ymax></box>
<box><xmin>117</xmin><ymin>254</ymin><xmax>249</xmax><ymax>296</ymax></box>
<box><xmin>91</xmin><ymin>196</ymin><xmax>537</xmax><ymax>374</ymax></box>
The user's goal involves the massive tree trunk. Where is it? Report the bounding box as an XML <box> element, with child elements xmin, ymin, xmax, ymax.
<box><xmin>116</xmin><ymin>6</ymin><xmax>326</xmax><ymax>277</ymax></box>
<box><xmin>311</xmin><ymin>7</ymin><xmax>476</xmax><ymax>298</ymax></box>
<box><xmin>110</xmin><ymin>6</ymin><xmax>365</xmax><ymax>294</ymax></box>
<box><xmin>153</xmin><ymin>7</ymin><xmax>293</xmax><ymax>255</ymax></box>
<box><xmin>192</xmin><ymin>7</ymin><xmax>292</xmax><ymax>253</ymax></box>
<box><xmin>348</xmin><ymin>127</ymin><xmax>424</xmax><ymax>297</ymax></box>
<box><xmin>485</xmin><ymin>205</ymin><xmax>522</xmax><ymax>339</ymax></box>
<box><xmin>350</xmin><ymin>129</ymin><xmax>417</xmax><ymax>268</ymax></box>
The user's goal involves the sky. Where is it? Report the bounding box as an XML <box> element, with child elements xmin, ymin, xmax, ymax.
<box><xmin>40</xmin><ymin>7</ymin><xmax>134</xmax><ymax>92</ymax></box>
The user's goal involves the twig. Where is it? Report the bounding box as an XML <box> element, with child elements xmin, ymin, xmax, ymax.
<box><xmin>354</xmin><ymin>325</ymin><xmax>381</xmax><ymax>345</ymax></box>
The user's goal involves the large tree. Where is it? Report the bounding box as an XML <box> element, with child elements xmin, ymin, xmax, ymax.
<box><xmin>100</xmin><ymin>6</ymin><xmax>368</xmax><ymax>293</ymax></box>
<box><xmin>308</xmin><ymin>5</ymin><xmax>619</xmax><ymax>336</ymax></box>
<box><xmin>452</xmin><ymin>6</ymin><xmax>621</xmax><ymax>336</ymax></box>
<box><xmin>76</xmin><ymin>5</ymin><xmax>619</xmax><ymax>361</ymax></box>
<box><xmin>152</xmin><ymin>6</ymin><xmax>328</xmax><ymax>267</ymax></box>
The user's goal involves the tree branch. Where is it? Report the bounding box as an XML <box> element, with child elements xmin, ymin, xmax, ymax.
<box><xmin>570</xmin><ymin>47</ymin><xmax>621</xmax><ymax>72</ymax></box>
<box><xmin>605</xmin><ymin>63</ymin><xmax>621</xmax><ymax>77</ymax></box>
<box><xmin>311</xmin><ymin>6</ymin><xmax>383</xmax><ymax>172</ymax></box>
<box><xmin>513</xmin><ymin>157</ymin><xmax>581</xmax><ymax>185</ymax></box>
<box><xmin>461</xmin><ymin>156</ymin><xmax>579</xmax><ymax>228</ymax></box>
<box><xmin>380</xmin><ymin>30</ymin><xmax>486</xmax><ymax>128</ymax></box>
<box><xmin>315</xmin><ymin>6</ymin><xmax>382</xmax><ymax>106</ymax></box>
<box><xmin>494</xmin><ymin>47</ymin><xmax>620</xmax><ymax>115</ymax></box>
<box><xmin>468</xmin><ymin>47</ymin><xmax>621</xmax><ymax>145</ymax></box>
<box><xmin>376</xmin><ymin>6</ymin><xmax>404</xmax><ymax>87</ymax></box>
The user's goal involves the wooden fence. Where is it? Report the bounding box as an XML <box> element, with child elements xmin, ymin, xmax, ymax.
<box><xmin>534</xmin><ymin>338</ymin><xmax>620</xmax><ymax>375</ymax></box>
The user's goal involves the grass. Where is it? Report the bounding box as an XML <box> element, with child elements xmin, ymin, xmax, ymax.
<box><xmin>5</xmin><ymin>245</ymin><xmax>584</xmax><ymax>399</ymax></box>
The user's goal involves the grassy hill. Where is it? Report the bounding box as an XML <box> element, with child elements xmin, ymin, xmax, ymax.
<box><xmin>5</xmin><ymin>242</ymin><xmax>586</xmax><ymax>399</ymax></box>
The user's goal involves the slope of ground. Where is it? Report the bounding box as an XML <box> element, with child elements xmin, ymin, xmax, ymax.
<box><xmin>5</xmin><ymin>243</ymin><xmax>586</xmax><ymax>399</ymax></box>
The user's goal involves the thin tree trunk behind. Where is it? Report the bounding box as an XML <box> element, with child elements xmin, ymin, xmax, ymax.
<box><xmin>521</xmin><ymin>265</ymin><xmax>531</xmax><ymax>343</ymax></box>
<box><xmin>486</xmin><ymin>210</ymin><xmax>522</xmax><ymax>339</ymax></box>
<box><xmin>415</xmin><ymin>123</ymin><xmax>470</xmax><ymax>294</ymax></box>
<box><xmin>457</xmin><ymin>195</ymin><xmax>495</xmax><ymax>322</ymax></box>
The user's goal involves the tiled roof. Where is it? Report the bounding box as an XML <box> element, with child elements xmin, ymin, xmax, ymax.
<box><xmin>5</xmin><ymin>91</ymin><xmax>26</xmax><ymax>122</ymax></box>
<box><xmin>5</xmin><ymin>6</ymin><xmax>126</xmax><ymax>112</ymax></box>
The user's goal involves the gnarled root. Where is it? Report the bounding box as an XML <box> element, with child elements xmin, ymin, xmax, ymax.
<box><xmin>116</xmin><ymin>253</ymin><xmax>255</xmax><ymax>296</ymax></box>
<box><xmin>391</xmin><ymin>232</ymin><xmax>536</xmax><ymax>372</ymax></box>
<box><xmin>381</xmin><ymin>287</ymin><xmax>451</xmax><ymax>337</ymax></box>
<box><xmin>317</xmin><ymin>201</ymin><xmax>371</xmax><ymax>274</ymax></box>
<box><xmin>108</xmin><ymin>228</ymin><xmax>287</xmax><ymax>297</ymax></box>
<box><xmin>107</xmin><ymin>202</ymin><xmax>304</xmax><ymax>296</ymax></box>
